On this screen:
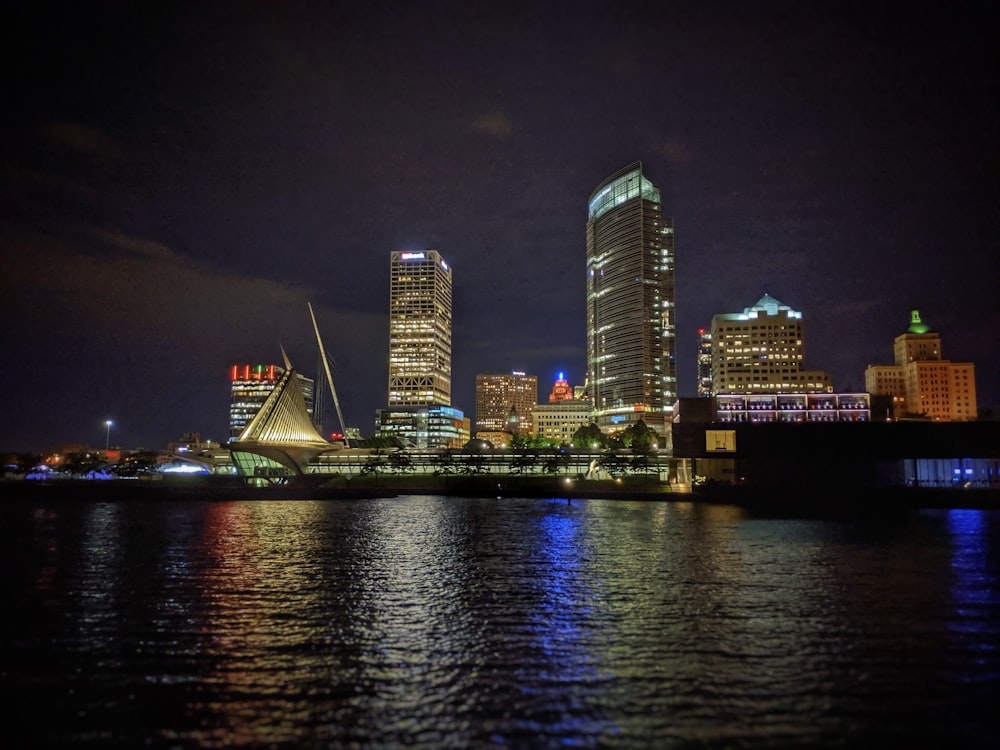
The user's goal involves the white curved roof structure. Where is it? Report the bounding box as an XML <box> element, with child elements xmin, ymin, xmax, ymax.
<box><xmin>229</xmin><ymin>360</ymin><xmax>334</xmax><ymax>477</ymax></box>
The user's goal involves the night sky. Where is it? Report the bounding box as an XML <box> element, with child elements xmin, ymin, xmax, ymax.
<box><xmin>3</xmin><ymin>1</ymin><xmax>998</xmax><ymax>452</ymax></box>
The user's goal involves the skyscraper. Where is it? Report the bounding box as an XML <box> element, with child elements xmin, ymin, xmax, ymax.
<box><xmin>710</xmin><ymin>294</ymin><xmax>831</xmax><ymax>395</ymax></box>
<box><xmin>387</xmin><ymin>250</ymin><xmax>453</xmax><ymax>406</ymax></box>
<box><xmin>475</xmin><ymin>371</ymin><xmax>538</xmax><ymax>444</ymax></box>
<box><xmin>586</xmin><ymin>162</ymin><xmax>676</xmax><ymax>435</ymax></box>
<box><xmin>865</xmin><ymin>310</ymin><xmax>977</xmax><ymax>421</ymax></box>
<box><xmin>378</xmin><ymin>250</ymin><xmax>468</xmax><ymax>448</ymax></box>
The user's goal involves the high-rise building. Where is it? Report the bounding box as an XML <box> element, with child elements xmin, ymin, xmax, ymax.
<box><xmin>378</xmin><ymin>250</ymin><xmax>467</xmax><ymax>448</ymax></box>
<box><xmin>387</xmin><ymin>250</ymin><xmax>452</xmax><ymax>406</ymax></box>
<box><xmin>475</xmin><ymin>371</ymin><xmax>538</xmax><ymax>445</ymax></box>
<box><xmin>586</xmin><ymin>162</ymin><xmax>676</xmax><ymax>435</ymax></box>
<box><xmin>865</xmin><ymin>310</ymin><xmax>977</xmax><ymax>421</ymax></box>
<box><xmin>229</xmin><ymin>363</ymin><xmax>315</xmax><ymax>439</ymax></box>
<box><xmin>696</xmin><ymin>328</ymin><xmax>713</xmax><ymax>397</ymax></box>
<box><xmin>710</xmin><ymin>294</ymin><xmax>832</xmax><ymax>395</ymax></box>
<box><xmin>548</xmin><ymin>372</ymin><xmax>576</xmax><ymax>403</ymax></box>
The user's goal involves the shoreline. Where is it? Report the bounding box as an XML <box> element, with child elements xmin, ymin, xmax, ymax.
<box><xmin>3</xmin><ymin>476</ymin><xmax>999</xmax><ymax>510</ymax></box>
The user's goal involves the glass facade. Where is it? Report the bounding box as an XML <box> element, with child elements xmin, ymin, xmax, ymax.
<box><xmin>375</xmin><ymin>405</ymin><xmax>469</xmax><ymax>449</ymax></box>
<box><xmin>586</xmin><ymin>162</ymin><xmax>676</xmax><ymax>434</ymax></box>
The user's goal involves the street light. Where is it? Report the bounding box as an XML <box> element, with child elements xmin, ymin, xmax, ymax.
<box><xmin>105</xmin><ymin>420</ymin><xmax>113</xmax><ymax>451</ymax></box>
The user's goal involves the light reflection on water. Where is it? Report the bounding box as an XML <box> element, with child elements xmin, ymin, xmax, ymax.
<box><xmin>2</xmin><ymin>495</ymin><xmax>999</xmax><ymax>748</ymax></box>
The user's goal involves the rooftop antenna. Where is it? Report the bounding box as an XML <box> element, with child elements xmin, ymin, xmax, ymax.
<box><xmin>308</xmin><ymin>301</ymin><xmax>350</xmax><ymax>447</ymax></box>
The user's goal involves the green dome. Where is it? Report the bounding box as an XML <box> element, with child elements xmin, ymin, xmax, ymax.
<box><xmin>906</xmin><ymin>310</ymin><xmax>933</xmax><ymax>335</ymax></box>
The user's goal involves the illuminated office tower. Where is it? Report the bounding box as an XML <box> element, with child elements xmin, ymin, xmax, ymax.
<box><xmin>387</xmin><ymin>250</ymin><xmax>453</xmax><ymax>406</ymax></box>
<box><xmin>548</xmin><ymin>371</ymin><xmax>575</xmax><ymax>403</ymax></box>
<box><xmin>475</xmin><ymin>371</ymin><xmax>538</xmax><ymax>445</ymax></box>
<box><xmin>865</xmin><ymin>310</ymin><xmax>977</xmax><ymax>421</ymax></box>
<box><xmin>586</xmin><ymin>162</ymin><xmax>676</xmax><ymax>434</ymax></box>
<box><xmin>229</xmin><ymin>363</ymin><xmax>315</xmax><ymax>439</ymax></box>
<box><xmin>710</xmin><ymin>294</ymin><xmax>831</xmax><ymax>395</ymax></box>
<box><xmin>378</xmin><ymin>250</ymin><xmax>466</xmax><ymax>448</ymax></box>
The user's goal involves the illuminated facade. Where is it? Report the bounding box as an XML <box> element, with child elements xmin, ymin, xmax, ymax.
<box><xmin>710</xmin><ymin>294</ymin><xmax>831</xmax><ymax>395</ymax></box>
<box><xmin>586</xmin><ymin>162</ymin><xmax>676</xmax><ymax>434</ymax></box>
<box><xmin>531</xmin><ymin>400</ymin><xmax>592</xmax><ymax>444</ymax></box>
<box><xmin>374</xmin><ymin>405</ymin><xmax>470</xmax><ymax>449</ymax></box>
<box><xmin>475</xmin><ymin>371</ymin><xmax>538</xmax><ymax>445</ymax></box>
<box><xmin>864</xmin><ymin>310</ymin><xmax>977</xmax><ymax>421</ymax></box>
<box><xmin>388</xmin><ymin>250</ymin><xmax>452</xmax><ymax>406</ymax></box>
<box><xmin>229</xmin><ymin>362</ymin><xmax>335</xmax><ymax>481</ymax></box>
<box><xmin>548</xmin><ymin>372</ymin><xmax>576</xmax><ymax>403</ymax></box>
<box><xmin>382</xmin><ymin>250</ymin><xmax>466</xmax><ymax>447</ymax></box>
<box><xmin>229</xmin><ymin>364</ymin><xmax>315</xmax><ymax>439</ymax></box>
<box><xmin>714</xmin><ymin>392</ymin><xmax>870</xmax><ymax>423</ymax></box>
<box><xmin>696</xmin><ymin>328</ymin><xmax>713</xmax><ymax>397</ymax></box>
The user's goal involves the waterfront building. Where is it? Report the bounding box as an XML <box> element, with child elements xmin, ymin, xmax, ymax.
<box><xmin>531</xmin><ymin>400</ymin><xmax>593</xmax><ymax>445</ymax></box>
<box><xmin>696</xmin><ymin>328</ymin><xmax>713</xmax><ymax>397</ymax></box>
<box><xmin>713</xmin><ymin>392</ymin><xmax>870</xmax><ymax>423</ymax></box>
<box><xmin>374</xmin><ymin>405</ymin><xmax>470</xmax><ymax>449</ymax></box>
<box><xmin>475</xmin><ymin>371</ymin><xmax>538</xmax><ymax>446</ymax></box>
<box><xmin>387</xmin><ymin>250</ymin><xmax>452</xmax><ymax>407</ymax></box>
<box><xmin>864</xmin><ymin>310</ymin><xmax>977</xmax><ymax>421</ymax></box>
<box><xmin>229</xmin><ymin>363</ymin><xmax>315</xmax><ymax>439</ymax></box>
<box><xmin>381</xmin><ymin>250</ymin><xmax>467</xmax><ymax>446</ymax></box>
<box><xmin>163</xmin><ymin>433</ymin><xmax>235</xmax><ymax>475</ymax></box>
<box><xmin>710</xmin><ymin>294</ymin><xmax>832</xmax><ymax>395</ymax></box>
<box><xmin>672</xmin><ymin>395</ymin><xmax>999</xmax><ymax>490</ymax></box>
<box><xmin>586</xmin><ymin>161</ymin><xmax>676</xmax><ymax>436</ymax></box>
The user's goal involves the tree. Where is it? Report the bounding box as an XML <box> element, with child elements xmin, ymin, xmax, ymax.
<box><xmin>620</xmin><ymin>419</ymin><xmax>660</xmax><ymax>450</ymax></box>
<box><xmin>509</xmin><ymin>434</ymin><xmax>532</xmax><ymax>449</ymax></box>
<box><xmin>597</xmin><ymin>450</ymin><xmax>629</xmax><ymax>478</ymax></box>
<box><xmin>541</xmin><ymin>447</ymin><xmax>570</xmax><ymax>475</ymax></box>
<box><xmin>431</xmin><ymin>451</ymin><xmax>456</xmax><ymax>476</ymax></box>
<box><xmin>60</xmin><ymin>452</ymin><xmax>104</xmax><ymax>478</ymax></box>
<box><xmin>509</xmin><ymin>451</ymin><xmax>538</xmax><ymax>475</ymax></box>
<box><xmin>361</xmin><ymin>449</ymin><xmax>388</xmax><ymax>475</ymax></box>
<box><xmin>113</xmin><ymin>450</ymin><xmax>159</xmax><ymax>477</ymax></box>
<box><xmin>387</xmin><ymin>450</ymin><xmax>414</xmax><ymax>474</ymax></box>
<box><xmin>629</xmin><ymin>451</ymin><xmax>653</xmax><ymax>474</ymax></box>
<box><xmin>572</xmin><ymin>422</ymin><xmax>606</xmax><ymax>449</ymax></box>
<box><xmin>458</xmin><ymin>452</ymin><xmax>487</xmax><ymax>474</ymax></box>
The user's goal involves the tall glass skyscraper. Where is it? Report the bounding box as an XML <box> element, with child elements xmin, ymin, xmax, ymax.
<box><xmin>586</xmin><ymin>162</ymin><xmax>676</xmax><ymax>434</ymax></box>
<box><xmin>387</xmin><ymin>250</ymin><xmax>453</xmax><ymax>406</ymax></box>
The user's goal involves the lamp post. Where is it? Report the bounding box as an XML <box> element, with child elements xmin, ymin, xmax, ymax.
<box><xmin>105</xmin><ymin>420</ymin><xmax>113</xmax><ymax>452</ymax></box>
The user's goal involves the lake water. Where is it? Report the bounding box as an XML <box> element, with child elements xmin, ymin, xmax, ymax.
<box><xmin>2</xmin><ymin>494</ymin><xmax>998</xmax><ymax>748</ymax></box>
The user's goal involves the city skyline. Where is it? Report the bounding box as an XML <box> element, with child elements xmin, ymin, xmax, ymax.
<box><xmin>3</xmin><ymin>2</ymin><xmax>998</xmax><ymax>451</ymax></box>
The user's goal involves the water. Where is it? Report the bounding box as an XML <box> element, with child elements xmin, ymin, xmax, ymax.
<box><xmin>2</xmin><ymin>494</ymin><xmax>998</xmax><ymax>748</ymax></box>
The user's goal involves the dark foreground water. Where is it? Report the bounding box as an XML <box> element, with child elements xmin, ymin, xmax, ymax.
<box><xmin>1</xmin><ymin>494</ymin><xmax>998</xmax><ymax>749</ymax></box>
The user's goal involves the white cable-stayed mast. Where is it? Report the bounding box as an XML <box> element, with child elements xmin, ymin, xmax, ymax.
<box><xmin>308</xmin><ymin>302</ymin><xmax>350</xmax><ymax>447</ymax></box>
